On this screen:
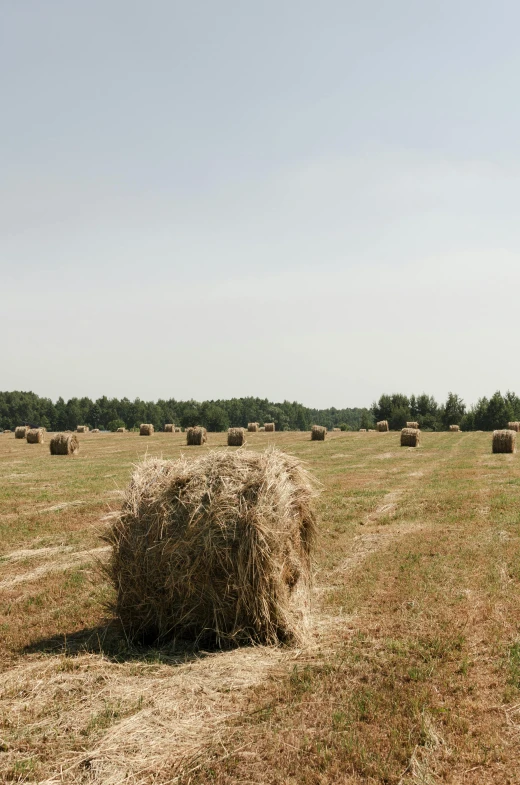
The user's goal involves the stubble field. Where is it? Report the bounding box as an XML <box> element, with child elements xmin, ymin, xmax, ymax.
<box><xmin>1</xmin><ymin>430</ymin><xmax>520</xmax><ymax>784</ymax></box>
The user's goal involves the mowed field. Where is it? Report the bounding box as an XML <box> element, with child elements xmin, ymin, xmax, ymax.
<box><xmin>1</xmin><ymin>430</ymin><xmax>520</xmax><ymax>784</ymax></box>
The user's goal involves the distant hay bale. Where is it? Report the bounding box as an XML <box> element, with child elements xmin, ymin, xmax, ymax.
<box><xmin>104</xmin><ymin>449</ymin><xmax>318</xmax><ymax>646</ymax></box>
<box><xmin>359</xmin><ymin>428</ymin><xmax>367</xmax><ymax>432</ymax></box>
<box><xmin>264</xmin><ymin>423</ymin><xmax>275</xmax><ymax>432</ymax></box>
<box><xmin>76</xmin><ymin>426</ymin><xmax>89</xmax><ymax>433</ymax></box>
<box><xmin>406</xmin><ymin>422</ymin><xmax>419</xmax><ymax>430</ymax></box>
<box><xmin>449</xmin><ymin>425</ymin><xmax>460</xmax><ymax>432</ymax></box>
<box><xmin>228</xmin><ymin>427</ymin><xmax>245</xmax><ymax>446</ymax></box>
<box><xmin>401</xmin><ymin>428</ymin><xmax>420</xmax><ymax>447</ymax></box>
<box><xmin>15</xmin><ymin>426</ymin><xmax>29</xmax><ymax>439</ymax></box>
<box><xmin>175</xmin><ymin>427</ymin><xmax>181</xmax><ymax>432</ymax></box>
<box><xmin>311</xmin><ymin>425</ymin><xmax>326</xmax><ymax>441</ymax></box>
<box><xmin>259</xmin><ymin>426</ymin><xmax>265</xmax><ymax>432</ymax></box>
<box><xmin>377</xmin><ymin>421</ymin><xmax>389</xmax><ymax>432</ymax></box>
<box><xmin>91</xmin><ymin>428</ymin><xmax>100</xmax><ymax>433</ymax></box>
<box><xmin>26</xmin><ymin>428</ymin><xmax>44</xmax><ymax>444</ymax></box>
<box><xmin>140</xmin><ymin>424</ymin><xmax>154</xmax><ymax>436</ymax></box>
<box><xmin>332</xmin><ymin>427</ymin><xmax>341</xmax><ymax>432</ymax></box>
<box><xmin>492</xmin><ymin>429</ymin><xmax>516</xmax><ymax>454</ymax></box>
<box><xmin>164</xmin><ymin>424</ymin><xmax>174</xmax><ymax>432</ymax></box>
<box><xmin>507</xmin><ymin>422</ymin><xmax>520</xmax><ymax>432</ymax></box>
<box><xmin>117</xmin><ymin>427</ymin><xmax>125</xmax><ymax>433</ymax></box>
<box><xmin>50</xmin><ymin>433</ymin><xmax>79</xmax><ymax>456</ymax></box>
<box><xmin>247</xmin><ymin>422</ymin><xmax>259</xmax><ymax>432</ymax></box>
<box><xmin>4</xmin><ymin>429</ymin><xmax>12</xmax><ymax>433</ymax></box>
<box><xmin>368</xmin><ymin>429</ymin><xmax>375</xmax><ymax>432</ymax></box>
<box><xmin>186</xmin><ymin>426</ymin><xmax>207</xmax><ymax>445</ymax></box>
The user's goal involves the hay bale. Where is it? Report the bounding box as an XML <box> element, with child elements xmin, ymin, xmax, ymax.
<box><xmin>311</xmin><ymin>425</ymin><xmax>326</xmax><ymax>441</ymax></box>
<box><xmin>359</xmin><ymin>428</ymin><xmax>367</xmax><ymax>432</ymax></box>
<box><xmin>264</xmin><ymin>423</ymin><xmax>275</xmax><ymax>432</ymax></box>
<box><xmin>228</xmin><ymin>427</ymin><xmax>245</xmax><ymax>446</ymax></box>
<box><xmin>259</xmin><ymin>426</ymin><xmax>265</xmax><ymax>432</ymax></box>
<box><xmin>377</xmin><ymin>420</ymin><xmax>389</xmax><ymax>432</ymax></box>
<box><xmin>332</xmin><ymin>427</ymin><xmax>341</xmax><ymax>432</ymax></box>
<box><xmin>186</xmin><ymin>426</ymin><xmax>207</xmax><ymax>445</ymax></box>
<box><xmin>117</xmin><ymin>427</ymin><xmax>125</xmax><ymax>433</ymax></box>
<box><xmin>4</xmin><ymin>429</ymin><xmax>12</xmax><ymax>433</ymax></box>
<box><xmin>368</xmin><ymin>429</ymin><xmax>375</xmax><ymax>432</ymax></box>
<box><xmin>15</xmin><ymin>426</ymin><xmax>29</xmax><ymax>439</ymax></box>
<box><xmin>50</xmin><ymin>433</ymin><xmax>79</xmax><ymax>456</ymax></box>
<box><xmin>449</xmin><ymin>425</ymin><xmax>460</xmax><ymax>432</ymax></box>
<box><xmin>247</xmin><ymin>422</ymin><xmax>259</xmax><ymax>432</ymax></box>
<box><xmin>492</xmin><ymin>429</ymin><xmax>516</xmax><ymax>454</ymax></box>
<box><xmin>140</xmin><ymin>424</ymin><xmax>154</xmax><ymax>436</ymax></box>
<box><xmin>105</xmin><ymin>449</ymin><xmax>318</xmax><ymax>646</ymax></box>
<box><xmin>401</xmin><ymin>428</ymin><xmax>420</xmax><ymax>447</ymax></box>
<box><xmin>76</xmin><ymin>425</ymin><xmax>89</xmax><ymax>433</ymax></box>
<box><xmin>91</xmin><ymin>428</ymin><xmax>100</xmax><ymax>433</ymax></box>
<box><xmin>26</xmin><ymin>428</ymin><xmax>44</xmax><ymax>444</ymax></box>
<box><xmin>164</xmin><ymin>424</ymin><xmax>175</xmax><ymax>433</ymax></box>
<box><xmin>406</xmin><ymin>422</ymin><xmax>419</xmax><ymax>430</ymax></box>
<box><xmin>508</xmin><ymin>422</ymin><xmax>520</xmax><ymax>432</ymax></box>
<box><xmin>175</xmin><ymin>427</ymin><xmax>181</xmax><ymax>432</ymax></box>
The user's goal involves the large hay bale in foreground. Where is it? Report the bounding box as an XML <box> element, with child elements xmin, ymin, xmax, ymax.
<box><xmin>247</xmin><ymin>422</ymin><xmax>259</xmax><ymax>432</ymax></box>
<box><xmin>26</xmin><ymin>428</ymin><xmax>44</xmax><ymax>444</ymax></box>
<box><xmin>508</xmin><ymin>422</ymin><xmax>520</xmax><ymax>432</ymax></box>
<box><xmin>377</xmin><ymin>420</ymin><xmax>389</xmax><ymax>432</ymax></box>
<box><xmin>228</xmin><ymin>427</ymin><xmax>245</xmax><ymax>446</ymax></box>
<box><xmin>186</xmin><ymin>426</ymin><xmax>207</xmax><ymax>445</ymax></box>
<box><xmin>164</xmin><ymin>424</ymin><xmax>174</xmax><ymax>432</ymax></box>
<box><xmin>406</xmin><ymin>422</ymin><xmax>419</xmax><ymax>430</ymax></box>
<box><xmin>50</xmin><ymin>433</ymin><xmax>79</xmax><ymax>456</ymax></box>
<box><xmin>264</xmin><ymin>422</ymin><xmax>275</xmax><ymax>432</ymax></box>
<box><xmin>105</xmin><ymin>449</ymin><xmax>318</xmax><ymax>646</ymax></box>
<box><xmin>15</xmin><ymin>426</ymin><xmax>29</xmax><ymax>439</ymax></box>
<box><xmin>401</xmin><ymin>428</ymin><xmax>420</xmax><ymax>447</ymax></box>
<box><xmin>76</xmin><ymin>425</ymin><xmax>89</xmax><ymax>433</ymax></box>
<box><xmin>492</xmin><ymin>430</ymin><xmax>516</xmax><ymax>454</ymax></box>
<box><xmin>140</xmin><ymin>424</ymin><xmax>154</xmax><ymax>436</ymax></box>
<box><xmin>449</xmin><ymin>425</ymin><xmax>460</xmax><ymax>432</ymax></box>
<box><xmin>311</xmin><ymin>425</ymin><xmax>326</xmax><ymax>441</ymax></box>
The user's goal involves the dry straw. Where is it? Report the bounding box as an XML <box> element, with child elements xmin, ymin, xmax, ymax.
<box><xmin>406</xmin><ymin>421</ymin><xmax>419</xmax><ymax>429</ymax></box>
<box><xmin>311</xmin><ymin>425</ymin><xmax>326</xmax><ymax>441</ymax></box>
<box><xmin>264</xmin><ymin>423</ymin><xmax>275</xmax><ymax>432</ymax></box>
<box><xmin>186</xmin><ymin>426</ymin><xmax>207</xmax><ymax>445</ymax></box>
<box><xmin>449</xmin><ymin>425</ymin><xmax>460</xmax><ymax>432</ymax></box>
<box><xmin>140</xmin><ymin>424</ymin><xmax>154</xmax><ymax>436</ymax></box>
<box><xmin>91</xmin><ymin>428</ymin><xmax>100</xmax><ymax>433</ymax></box>
<box><xmin>50</xmin><ymin>433</ymin><xmax>79</xmax><ymax>456</ymax></box>
<box><xmin>227</xmin><ymin>427</ymin><xmax>245</xmax><ymax>446</ymax></box>
<box><xmin>377</xmin><ymin>420</ymin><xmax>389</xmax><ymax>432</ymax></box>
<box><xmin>26</xmin><ymin>428</ymin><xmax>44</xmax><ymax>444</ymax></box>
<box><xmin>507</xmin><ymin>422</ymin><xmax>520</xmax><ymax>432</ymax></box>
<box><xmin>15</xmin><ymin>426</ymin><xmax>29</xmax><ymax>439</ymax></box>
<box><xmin>164</xmin><ymin>424</ymin><xmax>174</xmax><ymax>432</ymax></box>
<box><xmin>76</xmin><ymin>425</ymin><xmax>89</xmax><ymax>433</ymax></box>
<box><xmin>401</xmin><ymin>428</ymin><xmax>420</xmax><ymax>447</ymax></box>
<box><xmin>117</xmin><ymin>427</ymin><xmax>125</xmax><ymax>433</ymax></box>
<box><xmin>247</xmin><ymin>422</ymin><xmax>259</xmax><ymax>432</ymax></box>
<box><xmin>104</xmin><ymin>448</ymin><xmax>318</xmax><ymax>646</ymax></box>
<box><xmin>359</xmin><ymin>428</ymin><xmax>367</xmax><ymax>432</ymax></box>
<box><xmin>492</xmin><ymin>429</ymin><xmax>516</xmax><ymax>454</ymax></box>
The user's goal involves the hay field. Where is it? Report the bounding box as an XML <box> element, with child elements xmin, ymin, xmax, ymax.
<box><xmin>1</xmin><ymin>430</ymin><xmax>520</xmax><ymax>783</ymax></box>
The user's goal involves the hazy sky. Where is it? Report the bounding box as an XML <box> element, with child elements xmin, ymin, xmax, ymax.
<box><xmin>2</xmin><ymin>1</ymin><xmax>520</xmax><ymax>408</ymax></box>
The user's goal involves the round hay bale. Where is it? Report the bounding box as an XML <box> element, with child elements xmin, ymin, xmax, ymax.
<box><xmin>175</xmin><ymin>427</ymin><xmax>181</xmax><ymax>432</ymax></box>
<box><xmin>406</xmin><ymin>422</ymin><xmax>419</xmax><ymax>430</ymax></box>
<box><xmin>15</xmin><ymin>426</ymin><xmax>29</xmax><ymax>439</ymax></box>
<box><xmin>492</xmin><ymin>429</ymin><xmax>516</xmax><ymax>454</ymax></box>
<box><xmin>50</xmin><ymin>433</ymin><xmax>79</xmax><ymax>456</ymax></box>
<box><xmin>247</xmin><ymin>422</ymin><xmax>259</xmax><ymax>432</ymax></box>
<box><xmin>227</xmin><ymin>427</ymin><xmax>245</xmax><ymax>446</ymax></box>
<box><xmin>377</xmin><ymin>421</ymin><xmax>389</xmax><ymax>432</ymax></box>
<box><xmin>4</xmin><ymin>429</ymin><xmax>12</xmax><ymax>433</ymax></box>
<box><xmin>359</xmin><ymin>428</ymin><xmax>367</xmax><ymax>432</ymax></box>
<box><xmin>91</xmin><ymin>428</ymin><xmax>100</xmax><ymax>433</ymax></box>
<box><xmin>26</xmin><ymin>428</ymin><xmax>44</xmax><ymax>444</ymax></box>
<box><xmin>164</xmin><ymin>424</ymin><xmax>174</xmax><ymax>433</ymax></box>
<box><xmin>332</xmin><ymin>427</ymin><xmax>341</xmax><ymax>432</ymax></box>
<box><xmin>311</xmin><ymin>425</ymin><xmax>326</xmax><ymax>441</ymax></box>
<box><xmin>186</xmin><ymin>426</ymin><xmax>207</xmax><ymax>445</ymax></box>
<box><xmin>401</xmin><ymin>428</ymin><xmax>420</xmax><ymax>447</ymax></box>
<box><xmin>264</xmin><ymin>423</ymin><xmax>275</xmax><ymax>432</ymax></box>
<box><xmin>507</xmin><ymin>422</ymin><xmax>520</xmax><ymax>432</ymax></box>
<box><xmin>140</xmin><ymin>424</ymin><xmax>154</xmax><ymax>436</ymax></box>
<box><xmin>76</xmin><ymin>425</ymin><xmax>89</xmax><ymax>433</ymax></box>
<box><xmin>105</xmin><ymin>449</ymin><xmax>318</xmax><ymax>646</ymax></box>
<box><xmin>449</xmin><ymin>425</ymin><xmax>460</xmax><ymax>432</ymax></box>
<box><xmin>368</xmin><ymin>429</ymin><xmax>375</xmax><ymax>432</ymax></box>
<box><xmin>259</xmin><ymin>426</ymin><xmax>265</xmax><ymax>432</ymax></box>
<box><xmin>116</xmin><ymin>427</ymin><xmax>125</xmax><ymax>433</ymax></box>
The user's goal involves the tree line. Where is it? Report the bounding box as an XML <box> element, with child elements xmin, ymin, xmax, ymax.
<box><xmin>1</xmin><ymin>390</ymin><xmax>518</xmax><ymax>433</ymax></box>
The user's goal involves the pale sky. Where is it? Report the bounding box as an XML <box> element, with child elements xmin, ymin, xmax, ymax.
<box><xmin>2</xmin><ymin>1</ymin><xmax>520</xmax><ymax>408</ymax></box>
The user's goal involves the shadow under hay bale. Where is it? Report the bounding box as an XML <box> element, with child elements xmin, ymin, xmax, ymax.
<box><xmin>508</xmin><ymin>422</ymin><xmax>520</xmax><ymax>432</ymax></box>
<box><xmin>406</xmin><ymin>421</ymin><xmax>419</xmax><ymax>430</ymax></box>
<box><xmin>311</xmin><ymin>425</ymin><xmax>326</xmax><ymax>441</ymax></box>
<box><xmin>264</xmin><ymin>422</ymin><xmax>275</xmax><ymax>432</ymax></box>
<box><xmin>247</xmin><ymin>422</ymin><xmax>259</xmax><ymax>432</ymax></box>
<box><xmin>50</xmin><ymin>433</ymin><xmax>79</xmax><ymax>456</ymax></box>
<box><xmin>401</xmin><ymin>428</ymin><xmax>420</xmax><ymax>447</ymax></box>
<box><xmin>186</xmin><ymin>426</ymin><xmax>207</xmax><ymax>445</ymax></box>
<box><xmin>26</xmin><ymin>428</ymin><xmax>44</xmax><ymax>444</ymax></box>
<box><xmin>377</xmin><ymin>420</ymin><xmax>389</xmax><ymax>432</ymax></box>
<box><xmin>164</xmin><ymin>424</ymin><xmax>174</xmax><ymax>432</ymax></box>
<box><xmin>449</xmin><ymin>425</ymin><xmax>460</xmax><ymax>432</ymax></box>
<box><xmin>140</xmin><ymin>424</ymin><xmax>154</xmax><ymax>436</ymax></box>
<box><xmin>227</xmin><ymin>427</ymin><xmax>245</xmax><ymax>446</ymax></box>
<box><xmin>105</xmin><ymin>449</ymin><xmax>318</xmax><ymax>646</ymax></box>
<box><xmin>492</xmin><ymin>429</ymin><xmax>516</xmax><ymax>454</ymax></box>
<box><xmin>15</xmin><ymin>426</ymin><xmax>29</xmax><ymax>439</ymax></box>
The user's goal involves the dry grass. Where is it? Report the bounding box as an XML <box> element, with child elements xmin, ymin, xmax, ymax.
<box><xmin>401</xmin><ymin>427</ymin><xmax>420</xmax><ymax>447</ymax></box>
<box><xmin>376</xmin><ymin>420</ymin><xmax>389</xmax><ymax>432</ymax></box>
<box><xmin>492</xmin><ymin>429</ymin><xmax>516</xmax><ymax>454</ymax></box>
<box><xmin>186</xmin><ymin>426</ymin><xmax>207</xmax><ymax>445</ymax></box>
<box><xmin>105</xmin><ymin>449</ymin><xmax>318</xmax><ymax>646</ymax></box>
<box><xmin>26</xmin><ymin>428</ymin><xmax>45</xmax><ymax>444</ymax></box>
<box><xmin>227</xmin><ymin>427</ymin><xmax>245</xmax><ymax>446</ymax></box>
<box><xmin>311</xmin><ymin>425</ymin><xmax>326</xmax><ymax>441</ymax></box>
<box><xmin>139</xmin><ymin>424</ymin><xmax>154</xmax><ymax>436</ymax></box>
<box><xmin>49</xmin><ymin>433</ymin><xmax>79</xmax><ymax>456</ymax></box>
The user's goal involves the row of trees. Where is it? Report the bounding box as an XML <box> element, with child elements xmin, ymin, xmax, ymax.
<box><xmin>1</xmin><ymin>390</ymin><xmax>519</xmax><ymax>433</ymax></box>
